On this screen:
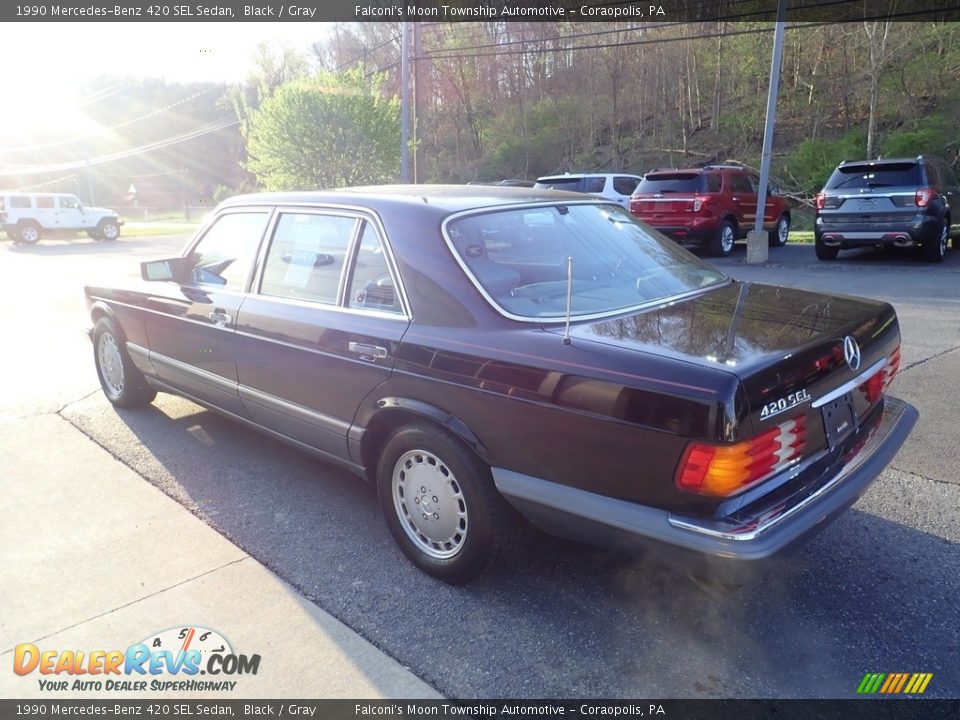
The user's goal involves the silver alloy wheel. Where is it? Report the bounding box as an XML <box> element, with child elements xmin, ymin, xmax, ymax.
<box><xmin>778</xmin><ymin>217</ymin><xmax>789</xmax><ymax>245</ymax></box>
<box><xmin>97</xmin><ymin>332</ymin><xmax>125</xmax><ymax>398</ymax></box>
<box><xmin>20</xmin><ymin>225</ymin><xmax>39</xmax><ymax>243</ymax></box>
<box><xmin>101</xmin><ymin>222</ymin><xmax>119</xmax><ymax>240</ymax></box>
<box><xmin>720</xmin><ymin>224</ymin><xmax>735</xmax><ymax>253</ymax></box>
<box><xmin>392</xmin><ymin>449</ymin><xmax>468</xmax><ymax>559</ymax></box>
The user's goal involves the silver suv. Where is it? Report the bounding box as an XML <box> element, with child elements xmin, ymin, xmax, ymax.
<box><xmin>534</xmin><ymin>173</ymin><xmax>642</xmax><ymax>208</ymax></box>
<box><xmin>815</xmin><ymin>155</ymin><xmax>959</xmax><ymax>262</ymax></box>
<box><xmin>0</xmin><ymin>193</ymin><xmax>123</xmax><ymax>245</ymax></box>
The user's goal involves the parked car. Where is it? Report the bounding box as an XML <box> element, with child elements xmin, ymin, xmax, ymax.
<box><xmin>0</xmin><ymin>192</ymin><xmax>123</xmax><ymax>244</ymax></box>
<box><xmin>815</xmin><ymin>155</ymin><xmax>959</xmax><ymax>262</ymax></box>
<box><xmin>86</xmin><ymin>186</ymin><xmax>917</xmax><ymax>583</ymax></box>
<box><xmin>628</xmin><ymin>164</ymin><xmax>792</xmax><ymax>257</ymax></box>
<box><xmin>534</xmin><ymin>172</ymin><xmax>642</xmax><ymax>208</ymax></box>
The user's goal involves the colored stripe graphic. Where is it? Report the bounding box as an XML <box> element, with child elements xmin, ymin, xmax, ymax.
<box><xmin>857</xmin><ymin>672</ymin><xmax>932</xmax><ymax>694</ymax></box>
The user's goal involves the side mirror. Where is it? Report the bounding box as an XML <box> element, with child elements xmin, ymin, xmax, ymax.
<box><xmin>141</xmin><ymin>257</ymin><xmax>186</xmax><ymax>282</ymax></box>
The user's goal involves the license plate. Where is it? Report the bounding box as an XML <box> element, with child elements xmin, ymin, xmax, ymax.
<box><xmin>821</xmin><ymin>392</ymin><xmax>857</xmax><ymax>449</ymax></box>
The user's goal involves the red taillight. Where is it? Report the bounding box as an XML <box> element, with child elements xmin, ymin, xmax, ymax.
<box><xmin>915</xmin><ymin>188</ymin><xmax>935</xmax><ymax>207</ymax></box>
<box><xmin>815</xmin><ymin>192</ymin><xmax>826</xmax><ymax>210</ymax></box>
<box><xmin>693</xmin><ymin>195</ymin><xmax>705</xmax><ymax>212</ymax></box>
<box><xmin>675</xmin><ymin>415</ymin><xmax>808</xmax><ymax>497</ymax></box>
<box><xmin>860</xmin><ymin>345</ymin><xmax>901</xmax><ymax>402</ymax></box>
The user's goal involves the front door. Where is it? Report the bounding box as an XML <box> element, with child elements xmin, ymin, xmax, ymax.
<box><xmin>144</xmin><ymin>209</ymin><xmax>271</xmax><ymax>416</ymax></box>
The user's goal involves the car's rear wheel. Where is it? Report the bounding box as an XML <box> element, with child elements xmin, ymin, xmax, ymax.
<box><xmin>768</xmin><ymin>214</ymin><xmax>790</xmax><ymax>247</ymax></box>
<box><xmin>815</xmin><ymin>238</ymin><xmax>839</xmax><ymax>260</ymax></box>
<box><xmin>709</xmin><ymin>220</ymin><xmax>736</xmax><ymax>257</ymax></box>
<box><xmin>17</xmin><ymin>221</ymin><xmax>41</xmax><ymax>245</ymax></box>
<box><xmin>922</xmin><ymin>220</ymin><xmax>948</xmax><ymax>262</ymax></box>
<box><xmin>377</xmin><ymin>423</ymin><xmax>517</xmax><ymax>584</ymax></box>
<box><xmin>93</xmin><ymin>317</ymin><xmax>156</xmax><ymax>408</ymax></box>
<box><xmin>98</xmin><ymin>220</ymin><xmax>120</xmax><ymax>241</ymax></box>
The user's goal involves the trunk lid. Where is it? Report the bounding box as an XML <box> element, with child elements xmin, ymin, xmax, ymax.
<box><xmin>546</xmin><ymin>281</ymin><xmax>900</xmax><ymax>442</ymax></box>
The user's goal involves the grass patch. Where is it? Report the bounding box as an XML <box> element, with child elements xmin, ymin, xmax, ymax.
<box><xmin>789</xmin><ymin>231</ymin><xmax>814</xmax><ymax>244</ymax></box>
<box><xmin>121</xmin><ymin>221</ymin><xmax>201</xmax><ymax>238</ymax></box>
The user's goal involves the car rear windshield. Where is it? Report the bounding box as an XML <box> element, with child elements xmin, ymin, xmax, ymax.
<box><xmin>636</xmin><ymin>173</ymin><xmax>706</xmax><ymax>194</ymax></box>
<box><xmin>445</xmin><ymin>203</ymin><xmax>727</xmax><ymax>320</ymax></box>
<box><xmin>826</xmin><ymin>162</ymin><xmax>921</xmax><ymax>190</ymax></box>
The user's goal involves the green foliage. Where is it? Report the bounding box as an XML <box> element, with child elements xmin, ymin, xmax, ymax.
<box><xmin>782</xmin><ymin>129</ymin><xmax>866</xmax><ymax>195</ymax></box>
<box><xmin>880</xmin><ymin>113</ymin><xmax>955</xmax><ymax>160</ymax></box>
<box><xmin>245</xmin><ymin>70</ymin><xmax>400</xmax><ymax>191</ymax></box>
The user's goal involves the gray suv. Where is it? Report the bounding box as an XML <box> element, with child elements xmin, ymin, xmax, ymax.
<box><xmin>815</xmin><ymin>155</ymin><xmax>959</xmax><ymax>262</ymax></box>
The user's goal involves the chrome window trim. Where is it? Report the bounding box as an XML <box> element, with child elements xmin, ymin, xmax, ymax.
<box><xmin>440</xmin><ymin>200</ymin><xmax>731</xmax><ymax>325</ymax></box>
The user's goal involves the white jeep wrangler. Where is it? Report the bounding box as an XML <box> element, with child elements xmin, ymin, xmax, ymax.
<box><xmin>0</xmin><ymin>193</ymin><xmax>123</xmax><ymax>244</ymax></box>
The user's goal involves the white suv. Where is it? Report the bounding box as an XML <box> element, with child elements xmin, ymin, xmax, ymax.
<box><xmin>534</xmin><ymin>173</ymin><xmax>643</xmax><ymax>208</ymax></box>
<box><xmin>0</xmin><ymin>193</ymin><xmax>123</xmax><ymax>244</ymax></box>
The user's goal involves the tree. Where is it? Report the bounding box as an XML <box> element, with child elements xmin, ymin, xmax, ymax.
<box><xmin>245</xmin><ymin>70</ymin><xmax>400</xmax><ymax>191</ymax></box>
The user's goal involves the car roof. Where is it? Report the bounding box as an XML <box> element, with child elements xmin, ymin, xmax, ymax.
<box><xmin>536</xmin><ymin>172</ymin><xmax>640</xmax><ymax>180</ymax></box>
<box><xmin>837</xmin><ymin>157</ymin><xmax>926</xmax><ymax>167</ymax></box>
<box><xmin>218</xmin><ymin>184</ymin><xmax>597</xmax><ymax>216</ymax></box>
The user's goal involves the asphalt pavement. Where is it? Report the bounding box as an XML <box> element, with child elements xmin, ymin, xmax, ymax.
<box><xmin>1</xmin><ymin>234</ymin><xmax>958</xmax><ymax>699</ymax></box>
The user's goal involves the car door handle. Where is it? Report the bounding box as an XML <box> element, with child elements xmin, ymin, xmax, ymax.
<box><xmin>208</xmin><ymin>311</ymin><xmax>232</xmax><ymax>326</ymax></box>
<box><xmin>348</xmin><ymin>342</ymin><xmax>388</xmax><ymax>360</ymax></box>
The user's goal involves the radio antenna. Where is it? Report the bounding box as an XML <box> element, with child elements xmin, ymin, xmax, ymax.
<box><xmin>562</xmin><ymin>256</ymin><xmax>573</xmax><ymax>345</ymax></box>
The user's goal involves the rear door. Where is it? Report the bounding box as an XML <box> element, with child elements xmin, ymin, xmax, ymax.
<box><xmin>34</xmin><ymin>195</ymin><xmax>58</xmax><ymax>230</ymax></box>
<box><xmin>234</xmin><ymin>208</ymin><xmax>410</xmax><ymax>459</ymax></box>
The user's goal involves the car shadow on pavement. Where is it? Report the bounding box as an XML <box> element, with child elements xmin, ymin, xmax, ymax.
<box><xmin>62</xmin><ymin>392</ymin><xmax>960</xmax><ymax>699</ymax></box>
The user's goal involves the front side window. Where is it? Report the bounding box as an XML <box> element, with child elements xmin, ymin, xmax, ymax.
<box><xmin>446</xmin><ymin>203</ymin><xmax>727</xmax><ymax>320</ymax></box>
<box><xmin>259</xmin><ymin>212</ymin><xmax>358</xmax><ymax>304</ymax></box>
<box><xmin>187</xmin><ymin>212</ymin><xmax>269</xmax><ymax>290</ymax></box>
<box><xmin>59</xmin><ymin>196</ymin><xmax>81</xmax><ymax>210</ymax></box>
<box><xmin>729</xmin><ymin>175</ymin><xmax>753</xmax><ymax>194</ymax></box>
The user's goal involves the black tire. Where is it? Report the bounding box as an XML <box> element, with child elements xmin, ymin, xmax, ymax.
<box><xmin>98</xmin><ymin>220</ymin><xmax>120</xmax><ymax>241</ymax></box>
<box><xmin>17</xmin><ymin>221</ymin><xmax>41</xmax><ymax>245</ymax></box>
<box><xmin>708</xmin><ymin>219</ymin><xmax>736</xmax><ymax>257</ymax></box>
<box><xmin>815</xmin><ymin>238</ymin><xmax>839</xmax><ymax>260</ymax></box>
<box><xmin>921</xmin><ymin>219</ymin><xmax>948</xmax><ymax>263</ymax></box>
<box><xmin>92</xmin><ymin>317</ymin><xmax>156</xmax><ymax>408</ymax></box>
<box><xmin>377</xmin><ymin>423</ymin><xmax>517</xmax><ymax>584</ymax></box>
<box><xmin>768</xmin><ymin>214</ymin><xmax>790</xmax><ymax>247</ymax></box>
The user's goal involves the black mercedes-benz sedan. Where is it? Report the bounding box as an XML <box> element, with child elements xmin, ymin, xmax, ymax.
<box><xmin>85</xmin><ymin>186</ymin><xmax>918</xmax><ymax>583</ymax></box>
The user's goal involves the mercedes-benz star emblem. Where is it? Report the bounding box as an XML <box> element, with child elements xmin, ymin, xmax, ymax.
<box><xmin>843</xmin><ymin>336</ymin><xmax>861</xmax><ymax>371</ymax></box>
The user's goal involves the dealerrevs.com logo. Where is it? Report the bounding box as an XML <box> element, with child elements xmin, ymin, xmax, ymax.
<box><xmin>13</xmin><ymin>626</ymin><xmax>260</xmax><ymax>692</ymax></box>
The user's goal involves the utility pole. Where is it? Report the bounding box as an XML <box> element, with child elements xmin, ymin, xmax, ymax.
<box><xmin>400</xmin><ymin>21</ymin><xmax>410</xmax><ymax>184</ymax></box>
<box><xmin>746</xmin><ymin>0</ymin><xmax>787</xmax><ymax>265</ymax></box>
<box><xmin>413</xmin><ymin>22</ymin><xmax>424</xmax><ymax>184</ymax></box>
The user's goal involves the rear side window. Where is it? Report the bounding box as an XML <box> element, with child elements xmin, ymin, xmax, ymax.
<box><xmin>729</xmin><ymin>175</ymin><xmax>753</xmax><ymax>194</ymax></box>
<box><xmin>188</xmin><ymin>212</ymin><xmax>269</xmax><ymax>290</ymax></box>
<box><xmin>613</xmin><ymin>176</ymin><xmax>640</xmax><ymax>196</ymax></box>
<box><xmin>36</xmin><ymin>197</ymin><xmax>55</xmax><ymax>209</ymax></box>
<box><xmin>9</xmin><ymin>196</ymin><xmax>31</xmax><ymax>209</ymax></box>
<box><xmin>706</xmin><ymin>174</ymin><xmax>722</xmax><ymax>192</ymax></box>
<box><xmin>940</xmin><ymin>162</ymin><xmax>959</xmax><ymax>187</ymax></box>
<box><xmin>345</xmin><ymin>222</ymin><xmax>403</xmax><ymax>315</ymax></box>
<box><xmin>636</xmin><ymin>173</ymin><xmax>705</xmax><ymax>194</ymax></box>
<box><xmin>259</xmin><ymin>212</ymin><xmax>358</xmax><ymax>305</ymax></box>
<box><xmin>826</xmin><ymin>163</ymin><xmax>921</xmax><ymax>190</ymax></box>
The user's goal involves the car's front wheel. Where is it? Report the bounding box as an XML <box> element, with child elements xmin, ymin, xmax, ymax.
<box><xmin>93</xmin><ymin>317</ymin><xmax>156</xmax><ymax>408</ymax></box>
<box><xmin>768</xmin><ymin>214</ymin><xmax>790</xmax><ymax>247</ymax></box>
<box><xmin>377</xmin><ymin>423</ymin><xmax>517</xmax><ymax>584</ymax></box>
<box><xmin>98</xmin><ymin>220</ymin><xmax>120</xmax><ymax>241</ymax></box>
<box><xmin>922</xmin><ymin>220</ymin><xmax>948</xmax><ymax>262</ymax></box>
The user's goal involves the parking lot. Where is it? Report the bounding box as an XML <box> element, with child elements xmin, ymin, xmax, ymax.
<box><xmin>1</xmin><ymin>233</ymin><xmax>958</xmax><ymax>698</ymax></box>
